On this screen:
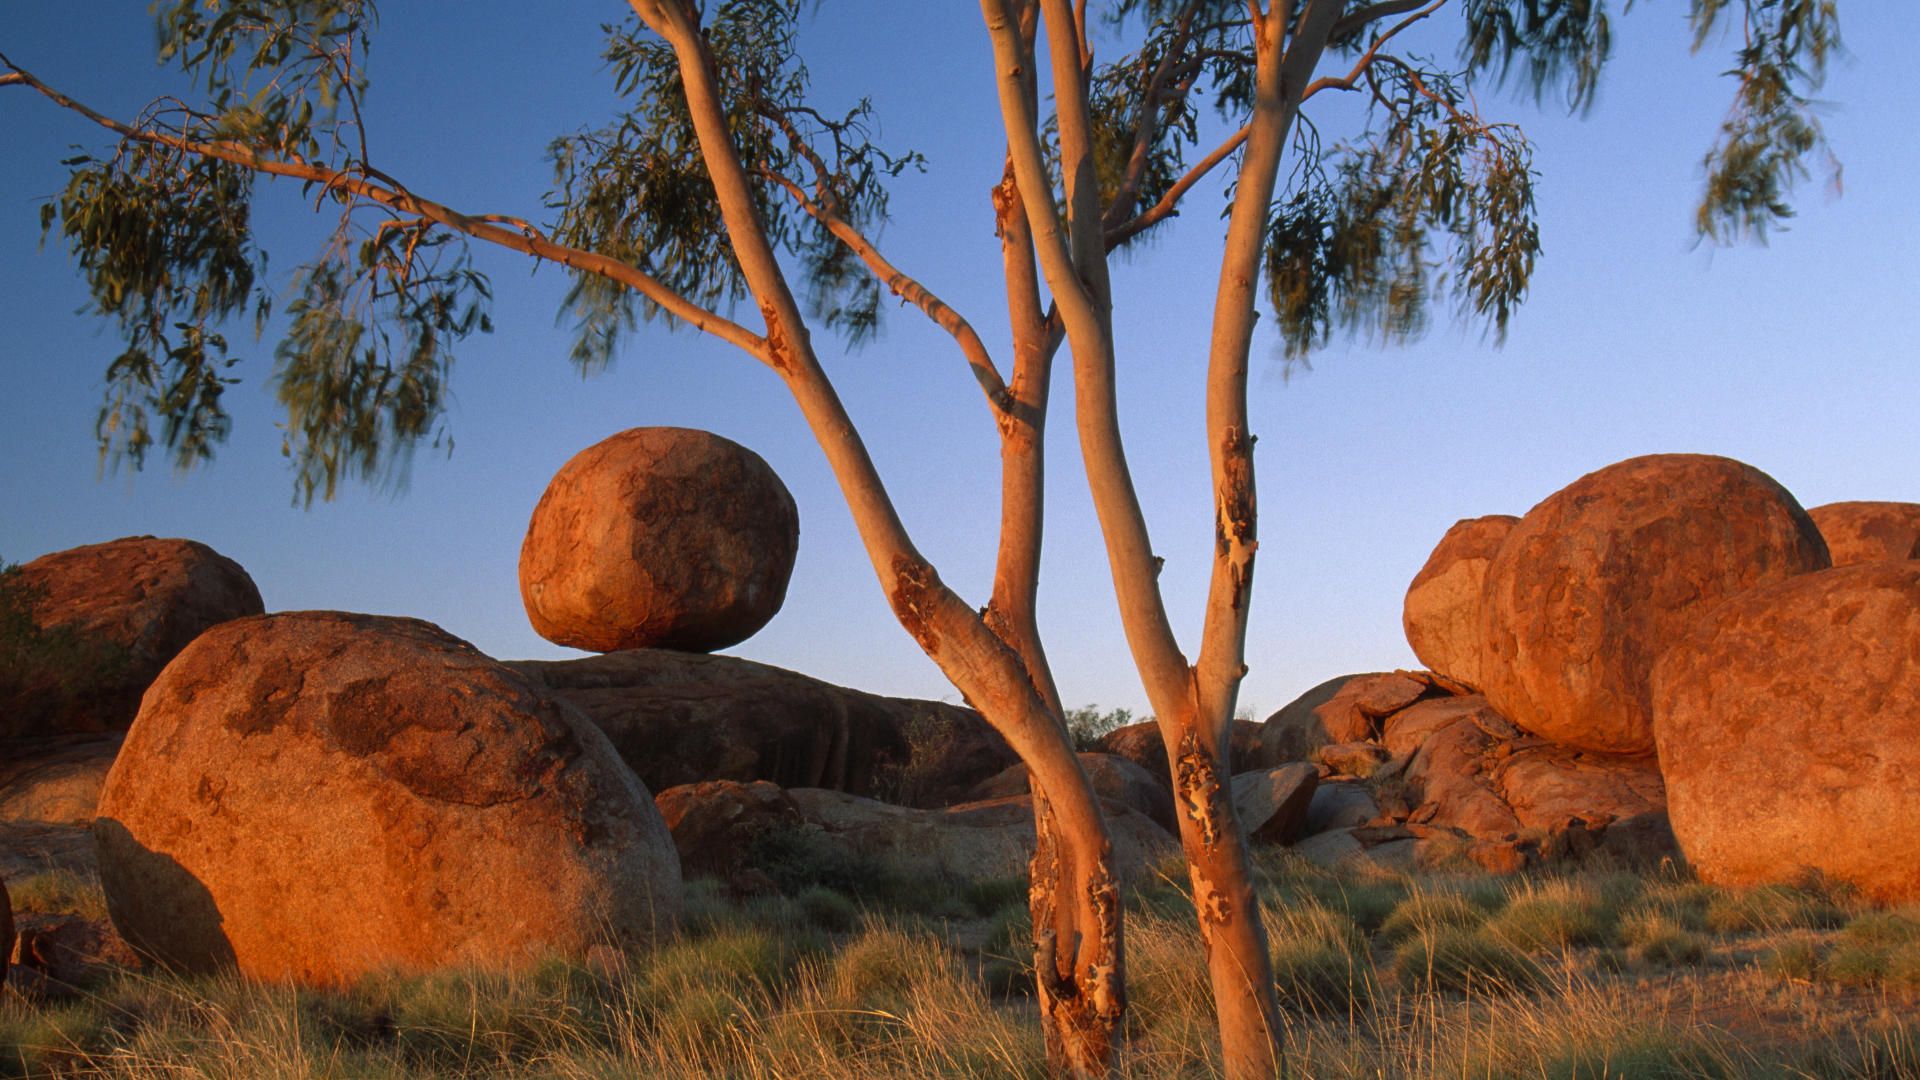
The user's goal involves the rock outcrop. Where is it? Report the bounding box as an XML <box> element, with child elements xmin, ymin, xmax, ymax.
<box><xmin>1261</xmin><ymin>671</ymin><xmax>1437</xmax><ymax>763</ymax></box>
<box><xmin>1231</xmin><ymin>763</ymin><xmax>1319</xmax><ymax>845</ymax></box>
<box><xmin>519</xmin><ymin>427</ymin><xmax>799</xmax><ymax>653</ymax></box>
<box><xmin>0</xmin><ymin>733</ymin><xmax>122</xmax><ymax>824</ymax></box>
<box><xmin>1652</xmin><ymin>561</ymin><xmax>1920</xmax><ymax>902</ymax></box>
<box><xmin>1097</xmin><ymin>719</ymin><xmax>1269</xmax><ymax>788</ymax></box>
<box><xmin>654</xmin><ymin>779</ymin><xmax>803</xmax><ymax>882</ymax></box>
<box><xmin>962</xmin><ymin>752</ymin><xmax>1176</xmax><ymax>831</ymax></box>
<box><xmin>1402</xmin><ymin>515</ymin><xmax>1517</xmax><ymax>690</ymax></box>
<box><xmin>95</xmin><ymin>611</ymin><xmax>681</xmax><ymax>985</ymax></box>
<box><xmin>1</xmin><ymin>537</ymin><xmax>263</xmax><ymax>738</ymax></box>
<box><xmin>507</xmin><ymin>649</ymin><xmax>1012</xmax><ymax>805</ymax></box>
<box><xmin>1807</xmin><ymin>501</ymin><xmax>1920</xmax><ymax>566</ymax></box>
<box><xmin>1479</xmin><ymin>454</ymin><xmax>1829</xmax><ymax>754</ymax></box>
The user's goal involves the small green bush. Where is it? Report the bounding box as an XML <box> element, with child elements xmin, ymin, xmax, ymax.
<box><xmin>1380</xmin><ymin>891</ymin><xmax>1493</xmax><ymax>943</ymax></box>
<box><xmin>1489</xmin><ymin>881</ymin><xmax>1611</xmax><ymax>954</ymax></box>
<box><xmin>1761</xmin><ymin>933</ymin><xmax>1827</xmax><ymax>981</ymax></box>
<box><xmin>796</xmin><ymin>885</ymin><xmax>859</xmax><ymax>932</ymax></box>
<box><xmin>1619</xmin><ymin>910</ymin><xmax>1709</xmax><ymax>967</ymax></box>
<box><xmin>1705</xmin><ymin>884</ymin><xmax>1845</xmax><ymax>935</ymax></box>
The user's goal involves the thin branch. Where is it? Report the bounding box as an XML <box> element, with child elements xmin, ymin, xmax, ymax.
<box><xmin>2</xmin><ymin>59</ymin><xmax>768</xmax><ymax>360</ymax></box>
<box><xmin>762</xmin><ymin>168</ymin><xmax>1014</xmax><ymax>414</ymax></box>
<box><xmin>1101</xmin><ymin>0</ymin><xmax>1202</xmax><ymax>232</ymax></box>
<box><xmin>1329</xmin><ymin>0</ymin><xmax>1437</xmax><ymax>41</ymax></box>
<box><xmin>1301</xmin><ymin>0</ymin><xmax>1449</xmax><ymax>101</ymax></box>
<box><xmin>1104</xmin><ymin>124</ymin><xmax>1249</xmax><ymax>248</ymax></box>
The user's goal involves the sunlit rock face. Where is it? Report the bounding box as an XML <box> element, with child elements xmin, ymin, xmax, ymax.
<box><xmin>2</xmin><ymin>536</ymin><xmax>263</xmax><ymax>739</ymax></box>
<box><xmin>94</xmin><ymin>611</ymin><xmax>680</xmax><ymax>985</ymax></box>
<box><xmin>518</xmin><ymin>427</ymin><xmax>799</xmax><ymax>654</ymax></box>
<box><xmin>1477</xmin><ymin>453</ymin><xmax>1830</xmax><ymax>755</ymax></box>
<box><xmin>1402</xmin><ymin>514</ymin><xmax>1518</xmax><ymax>691</ymax></box>
<box><xmin>1653</xmin><ymin>561</ymin><xmax>1920</xmax><ymax>903</ymax></box>
<box><xmin>1807</xmin><ymin>501</ymin><xmax>1920</xmax><ymax>566</ymax></box>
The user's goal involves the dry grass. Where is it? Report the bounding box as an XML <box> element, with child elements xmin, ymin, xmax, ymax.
<box><xmin>5</xmin><ymin>851</ymin><xmax>1920</xmax><ymax>1078</ymax></box>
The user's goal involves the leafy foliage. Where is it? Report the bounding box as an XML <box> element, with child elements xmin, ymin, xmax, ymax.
<box><xmin>547</xmin><ymin>0</ymin><xmax>919</xmax><ymax>373</ymax></box>
<box><xmin>1266</xmin><ymin>64</ymin><xmax>1539</xmax><ymax>360</ymax></box>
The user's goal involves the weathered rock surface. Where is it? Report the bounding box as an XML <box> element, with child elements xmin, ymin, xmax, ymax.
<box><xmin>0</xmin><ymin>733</ymin><xmax>122</xmax><ymax>824</ymax></box>
<box><xmin>1807</xmin><ymin>501</ymin><xmax>1920</xmax><ymax>566</ymax></box>
<box><xmin>1402</xmin><ymin>515</ymin><xmax>1518</xmax><ymax>690</ymax></box>
<box><xmin>1652</xmin><ymin>561</ymin><xmax>1920</xmax><ymax>901</ymax></box>
<box><xmin>519</xmin><ymin>427</ymin><xmax>799</xmax><ymax>653</ymax></box>
<box><xmin>8</xmin><ymin>911</ymin><xmax>140</xmax><ymax>994</ymax></box>
<box><xmin>507</xmin><ymin>649</ymin><xmax>1011</xmax><ymax>806</ymax></box>
<box><xmin>1095</xmin><ymin>719</ymin><xmax>1268</xmax><ymax>789</ymax></box>
<box><xmin>1314</xmin><ymin>741</ymin><xmax>1395</xmax><ymax>779</ymax></box>
<box><xmin>963</xmin><ymin>752</ymin><xmax>1176</xmax><ymax>831</ymax></box>
<box><xmin>781</xmin><ymin>788</ymin><xmax>1177</xmax><ymax>886</ymax></box>
<box><xmin>1480</xmin><ymin>454</ymin><xmax>1829</xmax><ymax>754</ymax></box>
<box><xmin>95</xmin><ymin>611</ymin><xmax>682</xmax><ymax>985</ymax></box>
<box><xmin>1</xmin><ymin>537</ymin><xmax>263</xmax><ymax>738</ymax></box>
<box><xmin>1262</xmin><ymin>672</ymin><xmax>1433</xmax><ymax>762</ymax></box>
<box><xmin>0</xmin><ymin>821</ymin><xmax>95</xmax><ymax>883</ymax></box>
<box><xmin>1231</xmin><ymin>764</ymin><xmax>1319</xmax><ymax>845</ymax></box>
<box><xmin>1</xmin><ymin>874</ymin><xmax>11</xmax><ymax>989</ymax></box>
<box><xmin>1303</xmin><ymin>781</ymin><xmax>1380</xmax><ymax>836</ymax></box>
<box><xmin>654</xmin><ymin>779</ymin><xmax>803</xmax><ymax>882</ymax></box>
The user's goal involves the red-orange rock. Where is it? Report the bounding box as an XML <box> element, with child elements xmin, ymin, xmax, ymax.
<box><xmin>1402</xmin><ymin>515</ymin><xmax>1517</xmax><ymax>690</ymax></box>
<box><xmin>94</xmin><ymin>612</ymin><xmax>681</xmax><ymax>985</ymax></box>
<box><xmin>1652</xmin><ymin>562</ymin><xmax>1920</xmax><ymax>902</ymax></box>
<box><xmin>963</xmin><ymin>752</ymin><xmax>1176</xmax><ymax>831</ymax></box>
<box><xmin>2</xmin><ymin>873</ymin><xmax>12</xmax><ymax>990</ymax></box>
<box><xmin>1231</xmin><ymin>763</ymin><xmax>1319</xmax><ymax>845</ymax></box>
<box><xmin>1</xmin><ymin>537</ymin><xmax>262</xmax><ymax>738</ymax></box>
<box><xmin>519</xmin><ymin>428</ymin><xmax>799</xmax><ymax>653</ymax></box>
<box><xmin>654</xmin><ymin>780</ymin><xmax>803</xmax><ymax>882</ymax></box>
<box><xmin>1097</xmin><ymin>719</ymin><xmax>1268</xmax><ymax>788</ymax></box>
<box><xmin>1480</xmin><ymin>454</ymin><xmax>1829</xmax><ymax>754</ymax></box>
<box><xmin>1807</xmin><ymin>501</ymin><xmax>1920</xmax><ymax>566</ymax></box>
<box><xmin>1260</xmin><ymin>672</ymin><xmax>1432</xmax><ymax>762</ymax></box>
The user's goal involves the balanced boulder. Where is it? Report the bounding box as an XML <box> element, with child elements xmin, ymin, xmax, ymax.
<box><xmin>1807</xmin><ymin>501</ymin><xmax>1920</xmax><ymax>566</ymax></box>
<box><xmin>519</xmin><ymin>428</ymin><xmax>799</xmax><ymax>653</ymax></box>
<box><xmin>1479</xmin><ymin>454</ymin><xmax>1829</xmax><ymax>754</ymax></box>
<box><xmin>1</xmin><ymin>537</ymin><xmax>262</xmax><ymax>738</ymax></box>
<box><xmin>1402</xmin><ymin>515</ymin><xmax>1517</xmax><ymax>690</ymax></box>
<box><xmin>1652</xmin><ymin>561</ymin><xmax>1920</xmax><ymax>902</ymax></box>
<box><xmin>94</xmin><ymin>612</ymin><xmax>681</xmax><ymax>985</ymax></box>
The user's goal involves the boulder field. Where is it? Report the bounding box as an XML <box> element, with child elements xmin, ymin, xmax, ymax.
<box><xmin>94</xmin><ymin>611</ymin><xmax>681</xmax><ymax>985</ymax></box>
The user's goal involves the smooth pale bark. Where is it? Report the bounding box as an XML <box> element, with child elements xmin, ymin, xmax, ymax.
<box><xmin>630</xmin><ymin>3</ymin><xmax>1124</xmax><ymax>1073</ymax></box>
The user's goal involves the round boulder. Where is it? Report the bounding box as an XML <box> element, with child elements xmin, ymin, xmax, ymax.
<box><xmin>519</xmin><ymin>428</ymin><xmax>799</xmax><ymax>653</ymax></box>
<box><xmin>1807</xmin><ymin>501</ymin><xmax>1920</xmax><ymax>566</ymax></box>
<box><xmin>1479</xmin><ymin>454</ymin><xmax>1829</xmax><ymax>754</ymax></box>
<box><xmin>1402</xmin><ymin>515</ymin><xmax>1518</xmax><ymax>690</ymax></box>
<box><xmin>1652</xmin><ymin>562</ymin><xmax>1920</xmax><ymax>902</ymax></box>
<box><xmin>93</xmin><ymin>611</ymin><xmax>681</xmax><ymax>985</ymax></box>
<box><xmin>2</xmin><ymin>537</ymin><xmax>263</xmax><ymax>739</ymax></box>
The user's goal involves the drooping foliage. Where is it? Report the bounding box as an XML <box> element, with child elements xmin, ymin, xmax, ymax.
<box><xmin>9</xmin><ymin>0</ymin><xmax>1842</xmax><ymax>501</ymax></box>
<box><xmin>547</xmin><ymin>0</ymin><xmax>922</xmax><ymax>374</ymax></box>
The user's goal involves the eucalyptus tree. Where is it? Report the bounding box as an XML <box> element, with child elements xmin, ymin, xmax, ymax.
<box><xmin>1</xmin><ymin>0</ymin><xmax>1837</xmax><ymax>1074</ymax></box>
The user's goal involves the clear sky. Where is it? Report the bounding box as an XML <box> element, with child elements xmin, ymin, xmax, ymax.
<box><xmin>2</xmin><ymin>4</ymin><xmax>1915</xmax><ymax>720</ymax></box>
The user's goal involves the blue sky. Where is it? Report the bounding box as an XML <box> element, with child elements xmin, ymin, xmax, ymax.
<box><xmin>2</xmin><ymin>3</ymin><xmax>1915</xmax><ymax>719</ymax></box>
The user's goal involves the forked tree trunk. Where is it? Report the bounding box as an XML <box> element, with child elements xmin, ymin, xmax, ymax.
<box><xmin>630</xmin><ymin>2</ymin><xmax>1126</xmax><ymax>1071</ymax></box>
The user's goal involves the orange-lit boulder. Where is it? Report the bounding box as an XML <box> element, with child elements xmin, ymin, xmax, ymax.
<box><xmin>963</xmin><ymin>752</ymin><xmax>1176</xmax><ymax>831</ymax></box>
<box><xmin>1480</xmin><ymin>454</ymin><xmax>1828</xmax><ymax>754</ymax></box>
<box><xmin>94</xmin><ymin>612</ymin><xmax>680</xmax><ymax>985</ymax></box>
<box><xmin>1260</xmin><ymin>672</ymin><xmax>1432</xmax><ymax>762</ymax></box>
<box><xmin>519</xmin><ymin>428</ymin><xmax>798</xmax><ymax>653</ymax></box>
<box><xmin>1807</xmin><ymin>501</ymin><xmax>1920</xmax><ymax>566</ymax></box>
<box><xmin>1653</xmin><ymin>562</ymin><xmax>1920</xmax><ymax>902</ymax></box>
<box><xmin>1</xmin><ymin>537</ymin><xmax>262</xmax><ymax>738</ymax></box>
<box><xmin>1402</xmin><ymin>515</ymin><xmax>1517</xmax><ymax>690</ymax></box>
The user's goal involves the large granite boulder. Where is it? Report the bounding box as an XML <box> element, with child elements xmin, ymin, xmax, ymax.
<box><xmin>654</xmin><ymin>780</ymin><xmax>804</xmax><ymax>882</ymax></box>
<box><xmin>1</xmin><ymin>537</ymin><xmax>263</xmax><ymax>738</ymax></box>
<box><xmin>506</xmin><ymin>649</ymin><xmax>1012</xmax><ymax>806</ymax></box>
<box><xmin>1807</xmin><ymin>501</ymin><xmax>1920</xmax><ymax>566</ymax></box>
<box><xmin>1231</xmin><ymin>763</ymin><xmax>1320</xmax><ymax>845</ymax></box>
<box><xmin>94</xmin><ymin>612</ymin><xmax>681</xmax><ymax>985</ymax></box>
<box><xmin>1402</xmin><ymin>515</ymin><xmax>1517</xmax><ymax>690</ymax></box>
<box><xmin>1652</xmin><ymin>562</ymin><xmax>1920</xmax><ymax>902</ymax></box>
<box><xmin>519</xmin><ymin>428</ymin><xmax>799</xmax><ymax>653</ymax></box>
<box><xmin>962</xmin><ymin>752</ymin><xmax>1176</xmax><ymax>831</ymax></box>
<box><xmin>1479</xmin><ymin>454</ymin><xmax>1829</xmax><ymax>754</ymax></box>
<box><xmin>0</xmin><ymin>733</ymin><xmax>122</xmax><ymax>824</ymax></box>
<box><xmin>1261</xmin><ymin>672</ymin><xmax>1433</xmax><ymax>763</ymax></box>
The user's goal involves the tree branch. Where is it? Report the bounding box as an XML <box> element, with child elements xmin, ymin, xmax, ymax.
<box><xmin>1104</xmin><ymin>124</ymin><xmax>1250</xmax><ymax>249</ymax></box>
<box><xmin>1</xmin><ymin>59</ymin><xmax>771</xmax><ymax>361</ymax></box>
<box><xmin>1301</xmin><ymin>0</ymin><xmax>1449</xmax><ymax>101</ymax></box>
<box><xmin>1329</xmin><ymin>0</ymin><xmax>1440</xmax><ymax>41</ymax></box>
